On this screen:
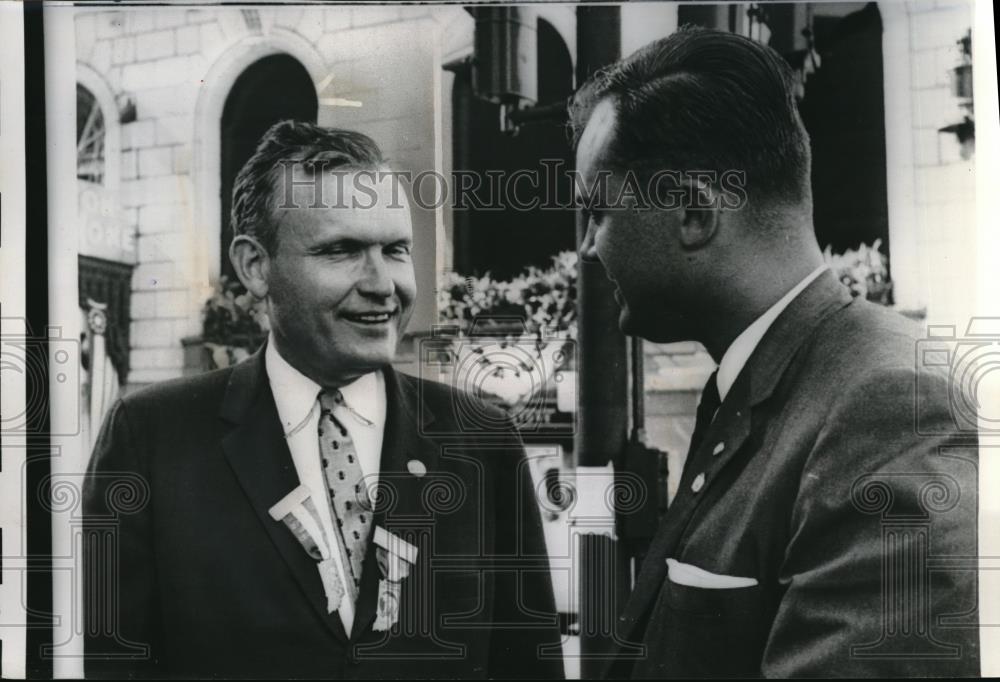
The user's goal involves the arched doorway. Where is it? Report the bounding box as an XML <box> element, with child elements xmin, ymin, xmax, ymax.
<box><xmin>451</xmin><ymin>18</ymin><xmax>576</xmax><ymax>279</ymax></box>
<box><xmin>219</xmin><ymin>54</ymin><xmax>317</xmax><ymax>280</ymax></box>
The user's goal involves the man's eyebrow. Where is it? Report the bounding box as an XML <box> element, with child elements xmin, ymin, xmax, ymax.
<box><xmin>306</xmin><ymin>237</ymin><xmax>366</xmax><ymax>252</ymax></box>
<box><xmin>307</xmin><ymin>236</ymin><xmax>412</xmax><ymax>252</ymax></box>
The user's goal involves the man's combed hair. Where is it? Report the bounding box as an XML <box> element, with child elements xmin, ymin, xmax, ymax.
<box><xmin>568</xmin><ymin>26</ymin><xmax>812</xmax><ymax>209</ymax></box>
<box><xmin>231</xmin><ymin>120</ymin><xmax>386</xmax><ymax>254</ymax></box>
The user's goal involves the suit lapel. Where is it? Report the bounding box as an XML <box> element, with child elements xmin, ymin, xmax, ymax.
<box><xmin>219</xmin><ymin>348</ymin><xmax>348</xmax><ymax>643</ymax></box>
<box><xmin>351</xmin><ymin>367</ymin><xmax>442</xmax><ymax>639</ymax></box>
<box><xmin>613</xmin><ymin>270</ymin><xmax>855</xmax><ymax>657</ymax></box>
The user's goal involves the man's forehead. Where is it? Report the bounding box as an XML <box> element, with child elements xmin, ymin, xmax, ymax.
<box><xmin>275</xmin><ymin>169</ymin><xmax>410</xmax><ymax>238</ymax></box>
<box><xmin>280</xmin><ymin>172</ymin><xmax>408</xmax><ymax>229</ymax></box>
<box><xmin>575</xmin><ymin>99</ymin><xmax>624</xmax><ymax>199</ymax></box>
<box><xmin>284</xmin><ymin>166</ymin><xmax>406</xmax><ymax>207</ymax></box>
<box><xmin>577</xmin><ymin>99</ymin><xmax>619</xmax><ymax>171</ymax></box>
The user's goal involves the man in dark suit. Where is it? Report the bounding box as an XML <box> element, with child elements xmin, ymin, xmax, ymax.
<box><xmin>82</xmin><ymin>121</ymin><xmax>563</xmax><ymax>678</ymax></box>
<box><xmin>568</xmin><ymin>28</ymin><xmax>979</xmax><ymax>677</ymax></box>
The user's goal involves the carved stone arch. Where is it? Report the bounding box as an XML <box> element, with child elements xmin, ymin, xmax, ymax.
<box><xmin>191</xmin><ymin>32</ymin><xmax>327</xmax><ymax>293</ymax></box>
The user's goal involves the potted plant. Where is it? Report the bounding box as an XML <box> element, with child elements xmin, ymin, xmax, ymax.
<box><xmin>190</xmin><ymin>276</ymin><xmax>269</xmax><ymax>371</ymax></box>
<box><xmin>436</xmin><ymin>251</ymin><xmax>578</xmax><ymax>414</ymax></box>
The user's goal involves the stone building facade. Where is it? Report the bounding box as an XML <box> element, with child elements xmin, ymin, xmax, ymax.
<box><xmin>75</xmin><ymin>4</ymin><xmax>483</xmax><ymax>386</ymax></box>
<box><xmin>72</xmin><ymin>1</ymin><xmax>980</xmax><ymax>497</ymax></box>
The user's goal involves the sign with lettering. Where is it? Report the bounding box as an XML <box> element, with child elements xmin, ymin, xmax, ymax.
<box><xmin>78</xmin><ymin>181</ymin><xmax>136</xmax><ymax>264</ymax></box>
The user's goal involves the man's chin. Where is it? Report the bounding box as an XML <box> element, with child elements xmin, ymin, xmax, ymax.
<box><xmin>342</xmin><ymin>343</ymin><xmax>397</xmax><ymax>370</ymax></box>
<box><xmin>618</xmin><ymin>306</ymin><xmax>694</xmax><ymax>344</ymax></box>
<box><xmin>320</xmin><ymin>334</ymin><xmax>400</xmax><ymax>380</ymax></box>
<box><xmin>318</xmin><ymin>348</ymin><xmax>395</xmax><ymax>384</ymax></box>
<box><xmin>618</xmin><ymin>306</ymin><xmax>638</xmax><ymax>337</ymax></box>
<box><xmin>618</xmin><ymin>307</ymin><xmax>657</xmax><ymax>340</ymax></box>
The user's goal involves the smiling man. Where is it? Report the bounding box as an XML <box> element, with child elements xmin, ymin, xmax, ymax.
<box><xmin>569</xmin><ymin>28</ymin><xmax>979</xmax><ymax>678</ymax></box>
<box><xmin>82</xmin><ymin>121</ymin><xmax>562</xmax><ymax>679</ymax></box>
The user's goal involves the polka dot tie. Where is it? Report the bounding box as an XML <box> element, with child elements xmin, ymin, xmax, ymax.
<box><xmin>318</xmin><ymin>389</ymin><xmax>372</xmax><ymax>608</ymax></box>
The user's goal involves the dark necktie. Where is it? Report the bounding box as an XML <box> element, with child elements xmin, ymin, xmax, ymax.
<box><xmin>687</xmin><ymin>370</ymin><xmax>721</xmax><ymax>461</ymax></box>
<box><xmin>317</xmin><ymin>389</ymin><xmax>372</xmax><ymax>608</ymax></box>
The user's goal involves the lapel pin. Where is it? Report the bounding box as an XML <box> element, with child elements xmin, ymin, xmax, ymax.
<box><xmin>691</xmin><ymin>472</ymin><xmax>706</xmax><ymax>493</ymax></box>
<box><xmin>406</xmin><ymin>459</ymin><xmax>427</xmax><ymax>477</ymax></box>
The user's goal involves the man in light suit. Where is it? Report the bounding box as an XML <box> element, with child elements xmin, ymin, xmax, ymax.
<box><xmin>568</xmin><ymin>28</ymin><xmax>979</xmax><ymax>677</ymax></box>
<box><xmin>82</xmin><ymin>121</ymin><xmax>563</xmax><ymax>678</ymax></box>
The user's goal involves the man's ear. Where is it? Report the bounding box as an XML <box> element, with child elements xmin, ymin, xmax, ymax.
<box><xmin>229</xmin><ymin>235</ymin><xmax>271</xmax><ymax>299</ymax></box>
<box><xmin>678</xmin><ymin>180</ymin><xmax>720</xmax><ymax>250</ymax></box>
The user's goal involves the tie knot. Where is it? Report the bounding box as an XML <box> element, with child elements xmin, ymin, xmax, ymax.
<box><xmin>319</xmin><ymin>389</ymin><xmax>344</xmax><ymax>412</ymax></box>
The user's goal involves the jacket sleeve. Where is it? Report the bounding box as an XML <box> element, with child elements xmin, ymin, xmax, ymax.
<box><xmin>762</xmin><ymin>366</ymin><xmax>979</xmax><ymax>677</ymax></box>
<box><xmin>486</xmin><ymin>421</ymin><xmax>565</xmax><ymax>679</ymax></box>
<box><xmin>82</xmin><ymin>398</ymin><xmax>160</xmax><ymax>679</ymax></box>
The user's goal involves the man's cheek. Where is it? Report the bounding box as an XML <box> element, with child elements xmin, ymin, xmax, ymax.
<box><xmin>401</xmin><ymin>282</ymin><xmax>418</xmax><ymax>309</ymax></box>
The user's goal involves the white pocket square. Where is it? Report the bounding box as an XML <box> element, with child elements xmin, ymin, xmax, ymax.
<box><xmin>666</xmin><ymin>558</ymin><xmax>759</xmax><ymax>589</ymax></box>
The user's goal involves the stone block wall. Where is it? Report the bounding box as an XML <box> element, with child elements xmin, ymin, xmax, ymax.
<box><xmin>75</xmin><ymin>5</ymin><xmax>467</xmax><ymax>387</ymax></box>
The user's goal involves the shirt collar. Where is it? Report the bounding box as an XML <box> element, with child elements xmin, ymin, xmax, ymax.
<box><xmin>264</xmin><ymin>334</ymin><xmax>380</xmax><ymax>435</ymax></box>
<box><xmin>716</xmin><ymin>264</ymin><xmax>829</xmax><ymax>402</ymax></box>
<box><xmin>337</xmin><ymin>368</ymin><xmax>381</xmax><ymax>429</ymax></box>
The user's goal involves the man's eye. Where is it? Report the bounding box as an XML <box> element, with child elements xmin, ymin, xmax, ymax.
<box><xmin>387</xmin><ymin>244</ymin><xmax>411</xmax><ymax>257</ymax></box>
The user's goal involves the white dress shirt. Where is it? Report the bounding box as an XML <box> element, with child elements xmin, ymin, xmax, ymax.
<box><xmin>716</xmin><ymin>265</ymin><xmax>829</xmax><ymax>401</ymax></box>
<box><xmin>265</xmin><ymin>335</ymin><xmax>386</xmax><ymax>635</ymax></box>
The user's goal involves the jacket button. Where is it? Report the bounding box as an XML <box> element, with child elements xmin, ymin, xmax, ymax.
<box><xmin>713</xmin><ymin>442</ymin><xmax>725</xmax><ymax>456</ymax></box>
<box><xmin>691</xmin><ymin>473</ymin><xmax>706</xmax><ymax>493</ymax></box>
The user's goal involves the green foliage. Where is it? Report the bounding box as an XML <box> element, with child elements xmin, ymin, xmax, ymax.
<box><xmin>201</xmin><ymin>276</ymin><xmax>269</xmax><ymax>352</ymax></box>
<box><xmin>438</xmin><ymin>251</ymin><xmax>578</xmax><ymax>337</ymax></box>
<box><xmin>823</xmin><ymin>240</ymin><xmax>893</xmax><ymax>305</ymax></box>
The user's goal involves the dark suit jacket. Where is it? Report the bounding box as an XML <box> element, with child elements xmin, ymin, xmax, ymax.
<box><xmin>82</xmin><ymin>348</ymin><xmax>563</xmax><ymax>679</ymax></box>
<box><xmin>608</xmin><ymin>271</ymin><xmax>979</xmax><ymax>678</ymax></box>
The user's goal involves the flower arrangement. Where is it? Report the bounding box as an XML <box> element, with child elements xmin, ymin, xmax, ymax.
<box><xmin>435</xmin><ymin>252</ymin><xmax>578</xmax><ymax>410</ymax></box>
<box><xmin>200</xmin><ymin>276</ymin><xmax>269</xmax><ymax>367</ymax></box>
<box><xmin>823</xmin><ymin>239</ymin><xmax>892</xmax><ymax>305</ymax></box>
<box><xmin>438</xmin><ymin>250</ymin><xmax>578</xmax><ymax>338</ymax></box>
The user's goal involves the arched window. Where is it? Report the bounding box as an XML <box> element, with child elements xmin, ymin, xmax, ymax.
<box><xmin>219</xmin><ymin>54</ymin><xmax>318</xmax><ymax>281</ymax></box>
<box><xmin>76</xmin><ymin>84</ymin><xmax>106</xmax><ymax>184</ymax></box>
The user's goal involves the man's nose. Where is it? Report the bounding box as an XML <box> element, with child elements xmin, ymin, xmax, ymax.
<box><xmin>579</xmin><ymin>221</ymin><xmax>600</xmax><ymax>263</ymax></box>
<box><xmin>357</xmin><ymin>252</ymin><xmax>395</xmax><ymax>298</ymax></box>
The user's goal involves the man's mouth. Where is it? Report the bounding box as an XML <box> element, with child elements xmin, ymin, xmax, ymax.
<box><xmin>341</xmin><ymin>310</ymin><xmax>396</xmax><ymax>325</ymax></box>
